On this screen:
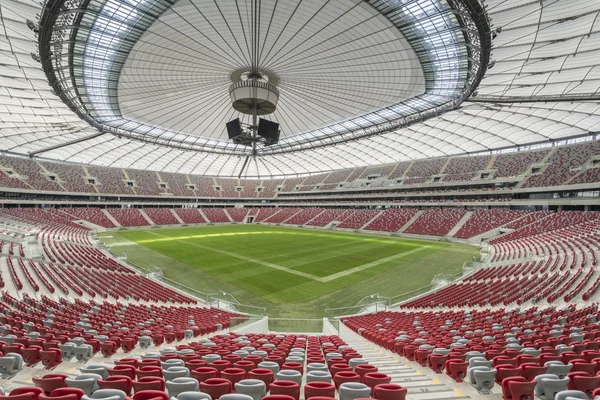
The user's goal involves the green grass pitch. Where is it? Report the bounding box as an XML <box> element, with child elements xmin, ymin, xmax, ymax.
<box><xmin>100</xmin><ymin>224</ymin><xmax>478</xmax><ymax>317</ymax></box>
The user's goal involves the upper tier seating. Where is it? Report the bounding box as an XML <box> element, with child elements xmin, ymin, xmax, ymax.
<box><xmin>39</xmin><ymin>161</ymin><xmax>90</xmax><ymax>193</ymax></box>
<box><xmin>492</xmin><ymin>149</ymin><xmax>550</xmax><ymax>178</ymax></box>
<box><xmin>404</xmin><ymin>208</ymin><xmax>466</xmax><ymax>236</ymax></box>
<box><xmin>158</xmin><ymin>172</ymin><xmax>195</xmax><ymax>196</ymax></box>
<box><xmin>258</xmin><ymin>179</ymin><xmax>284</xmax><ymax>198</ymax></box>
<box><xmin>0</xmin><ymin>140</ymin><xmax>600</xmax><ymax>199</ymax></box>
<box><xmin>444</xmin><ymin>155</ymin><xmax>491</xmax><ymax>182</ymax></box>
<box><xmin>189</xmin><ymin>177</ymin><xmax>219</xmax><ymax>197</ymax></box>
<box><xmin>215</xmin><ymin>178</ymin><xmax>239</xmax><ymax>198</ymax></box>
<box><xmin>174</xmin><ymin>208</ymin><xmax>207</xmax><ymax>224</ymax></box>
<box><xmin>360</xmin><ymin>164</ymin><xmax>395</xmax><ymax>179</ymax></box>
<box><xmin>143</xmin><ymin>209</ymin><xmax>179</xmax><ymax>225</ymax></box>
<box><xmin>405</xmin><ymin>159</ymin><xmax>446</xmax><ymax>180</ymax></box>
<box><xmin>241</xmin><ymin>180</ymin><xmax>257</xmax><ymax>198</ymax></box>
<box><xmin>364</xmin><ymin>208</ymin><xmax>418</xmax><ymax>232</ymax></box>
<box><xmin>0</xmin><ymin>156</ymin><xmax>63</xmax><ymax>192</ymax></box>
<box><xmin>126</xmin><ymin>170</ymin><xmax>163</xmax><ymax>196</ymax></box>
<box><xmin>88</xmin><ymin>166</ymin><xmax>133</xmax><ymax>195</ymax></box>
<box><xmin>107</xmin><ymin>209</ymin><xmax>150</xmax><ymax>227</ymax></box>
<box><xmin>453</xmin><ymin>210</ymin><xmax>528</xmax><ymax>239</ymax></box>
<box><xmin>523</xmin><ymin>142</ymin><xmax>600</xmax><ymax>187</ymax></box>
<box><xmin>388</xmin><ymin>161</ymin><xmax>412</xmax><ymax>180</ymax></box>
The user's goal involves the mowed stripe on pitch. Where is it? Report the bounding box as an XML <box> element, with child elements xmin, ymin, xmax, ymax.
<box><xmin>144</xmin><ymin>230</ymin><xmax>427</xmax><ymax>282</ymax></box>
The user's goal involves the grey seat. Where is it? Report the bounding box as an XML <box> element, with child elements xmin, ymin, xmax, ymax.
<box><xmin>232</xmin><ymin>350</ymin><xmax>248</xmax><ymax>359</ymax></box>
<box><xmin>306</xmin><ymin>370</ymin><xmax>332</xmax><ymax>383</ymax></box>
<box><xmin>251</xmin><ymin>351</ymin><xmax>268</xmax><ymax>360</ymax></box>
<box><xmin>138</xmin><ymin>336</ymin><xmax>152</xmax><ymax>349</ymax></box>
<box><xmin>465</xmin><ymin>352</ymin><xmax>486</xmax><ymax>361</ymax></box>
<box><xmin>258</xmin><ymin>361</ymin><xmax>279</xmax><ymax>374</ymax></box>
<box><xmin>81</xmin><ymin>365</ymin><xmax>109</xmax><ymax>379</ymax></box>
<box><xmin>69</xmin><ymin>337</ymin><xmax>85</xmax><ymax>346</ymax></box>
<box><xmin>472</xmin><ymin>368</ymin><xmax>497</xmax><ymax>394</ymax></box>
<box><xmin>162</xmin><ymin>359</ymin><xmax>185</xmax><ymax>370</ymax></box>
<box><xmin>166</xmin><ymin>377</ymin><xmax>199</xmax><ymax>397</ymax></box>
<box><xmin>285</xmin><ymin>356</ymin><xmax>303</xmax><ymax>363</ymax></box>
<box><xmin>142</xmin><ymin>352</ymin><xmax>160</xmax><ymax>360</ymax></box>
<box><xmin>219</xmin><ymin>395</ymin><xmax>253</xmax><ymax>400</ymax></box>
<box><xmin>0</xmin><ymin>336</ymin><xmax>14</xmax><ymax>345</ymax></box>
<box><xmin>59</xmin><ymin>342</ymin><xmax>77</xmax><ymax>360</ymax></box>
<box><xmin>95</xmin><ymin>335</ymin><xmax>108</xmax><ymax>344</ymax></box>
<box><xmin>339</xmin><ymin>382</ymin><xmax>371</xmax><ymax>400</ymax></box>
<box><xmin>177</xmin><ymin>392</ymin><xmax>212</xmax><ymax>400</ymax></box>
<box><xmin>469</xmin><ymin>358</ymin><xmax>493</xmax><ymax>369</ymax></box>
<box><xmin>84</xmin><ymin>389</ymin><xmax>127</xmax><ymax>400</ymax></box>
<box><xmin>348</xmin><ymin>358</ymin><xmax>368</xmax><ymax>370</ymax></box>
<box><xmin>307</xmin><ymin>363</ymin><xmax>328</xmax><ymax>373</ymax></box>
<box><xmin>546</xmin><ymin>363</ymin><xmax>572</xmax><ymax>379</ymax></box>
<box><xmin>160</xmin><ymin>348</ymin><xmax>177</xmax><ymax>356</ymax></box>
<box><xmin>202</xmin><ymin>354</ymin><xmax>221</xmax><ymax>363</ymax></box>
<box><xmin>234</xmin><ymin>379</ymin><xmax>266</xmax><ymax>400</ymax></box>
<box><xmin>554</xmin><ymin>390</ymin><xmax>588</xmax><ymax>400</ymax></box>
<box><xmin>0</xmin><ymin>353</ymin><xmax>23</xmax><ymax>375</ymax></box>
<box><xmin>288</xmin><ymin>352</ymin><xmax>304</xmax><ymax>360</ymax></box>
<box><xmin>535</xmin><ymin>374</ymin><xmax>570</xmax><ymax>400</ymax></box>
<box><xmin>325</xmin><ymin>352</ymin><xmax>342</xmax><ymax>361</ymax></box>
<box><xmin>74</xmin><ymin>344</ymin><xmax>94</xmax><ymax>362</ymax></box>
<box><xmin>163</xmin><ymin>366</ymin><xmax>190</xmax><ymax>381</ymax></box>
<box><xmin>275</xmin><ymin>369</ymin><xmax>302</xmax><ymax>385</ymax></box>
<box><xmin>65</xmin><ymin>373</ymin><xmax>103</xmax><ymax>395</ymax></box>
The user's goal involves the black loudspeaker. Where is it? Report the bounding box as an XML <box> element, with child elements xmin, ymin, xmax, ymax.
<box><xmin>258</xmin><ymin>119</ymin><xmax>280</xmax><ymax>143</ymax></box>
<box><xmin>226</xmin><ymin>118</ymin><xmax>243</xmax><ymax>139</ymax></box>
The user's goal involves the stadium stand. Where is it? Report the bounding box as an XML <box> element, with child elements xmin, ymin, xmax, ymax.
<box><xmin>60</xmin><ymin>208</ymin><xmax>116</xmax><ymax>228</ymax></box>
<box><xmin>263</xmin><ymin>208</ymin><xmax>301</xmax><ymax>224</ymax></box>
<box><xmin>453</xmin><ymin>210</ymin><xmax>528</xmax><ymax>239</ymax></box>
<box><xmin>404</xmin><ymin>208</ymin><xmax>467</xmax><ymax>236</ymax></box>
<box><xmin>226</xmin><ymin>208</ymin><xmax>250</xmax><ymax>222</ymax></box>
<box><xmin>159</xmin><ymin>172</ymin><xmax>195</xmax><ymax>196</ymax></box>
<box><xmin>126</xmin><ymin>170</ymin><xmax>163</xmax><ymax>196</ymax></box>
<box><xmin>201</xmin><ymin>208</ymin><xmax>230</xmax><ymax>223</ymax></box>
<box><xmin>39</xmin><ymin>161</ymin><xmax>90</xmax><ymax>193</ymax></box>
<box><xmin>363</xmin><ymin>208</ymin><xmax>419</xmax><ymax>232</ymax></box>
<box><xmin>88</xmin><ymin>166</ymin><xmax>133</xmax><ymax>195</ymax></box>
<box><xmin>337</xmin><ymin>209</ymin><xmax>381</xmax><ymax>229</ymax></box>
<box><xmin>107</xmin><ymin>209</ymin><xmax>150</xmax><ymax>227</ymax></box>
<box><xmin>174</xmin><ymin>208</ymin><xmax>207</xmax><ymax>224</ymax></box>
<box><xmin>523</xmin><ymin>141</ymin><xmax>600</xmax><ymax>187</ymax></box>
<box><xmin>0</xmin><ymin>156</ymin><xmax>63</xmax><ymax>192</ymax></box>
<box><xmin>283</xmin><ymin>208</ymin><xmax>323</xmax><ymax>225</ymax></box>
<box><xmin>143</xmin><ymin>208</ymin><xmax>179</xmax><ymax>225</ymax></box>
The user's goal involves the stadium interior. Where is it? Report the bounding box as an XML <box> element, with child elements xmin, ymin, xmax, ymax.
<box><xmin>1</xmin><ymin>0</ymin><xmax>600</xmax><ymax>400</ymax></box>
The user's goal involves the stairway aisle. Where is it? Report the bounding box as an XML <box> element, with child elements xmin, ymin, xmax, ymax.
<box><xmin>338</xmin><ymin>323</ymin><xmax>485</xmax><ymax>400</ymax></box>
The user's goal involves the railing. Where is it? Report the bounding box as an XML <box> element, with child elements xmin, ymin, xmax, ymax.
<box><xmin>210</xmin><ymin>291</ymin><xmax>266</xmax><ymax>316</ymax></box>
<box><xmin>325</xmin><ymin>298</ymin><xmax>388</xmax><ymax>318</ymax></box>
<box><xmin>268</xmin><ymin>318</ymin><xmax>324</xmax><ymax>333</ymax></box>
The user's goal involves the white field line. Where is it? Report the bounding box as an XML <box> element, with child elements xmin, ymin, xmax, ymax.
<box><xmin>143</xmin><ymin>231</ymin><xmax>428</xmax><ymax>282</ymax></box>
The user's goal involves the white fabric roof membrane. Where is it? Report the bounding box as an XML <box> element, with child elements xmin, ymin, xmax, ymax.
<box><xmin>0</xmin><ymin>0</ymin><xmax>600</xmax><ymax>177</ymax></box>
<box><xmin>117</xmin><ymin>0</ymin><xmax>425</xmax><ymax>141</ymax></box>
